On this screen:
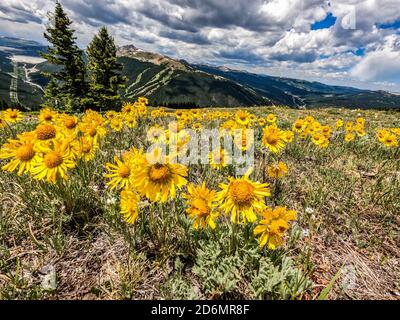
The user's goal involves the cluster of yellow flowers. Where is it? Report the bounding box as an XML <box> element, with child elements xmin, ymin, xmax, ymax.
<box><xmin>1</xmin><ymin>101</ymin><xmax>398</xmax><ymax>250</ymax></box>
<box><xmin>105</xmin><ymin>97</ymin><xmax>149</xmax><ymax>131</ymax></box>
<box><xmin>106</xmin><ymin>144</ymin><xmax>293</xmax><ymax>249</ymax></box>
<box><xmin>339</xmin><ymin>117</ymin><xmax>366</xmax><ymax>142</ymax></box>
<box><xmin>0</xmin><ymin>107</ymin><xmax>108</xmax><ymax>183</ymax></box>
<box><xmin>292</xmin><ymin>116</ymin><xmax>332</xmax><ymax>147</ymax></box>
<box><xmin>290</xmin><ymin>116</ymin><xmax>373</xmax><ymax>146</ymax></box>
<box><xmin>100</xmin><ymin>106</ymin><xmax>300</xmax><ymax>249</ymax></box>
<box><xmin>376</xmin><ymin>128</ymin><xmax>399</xmax><ymax>147</ymax></box>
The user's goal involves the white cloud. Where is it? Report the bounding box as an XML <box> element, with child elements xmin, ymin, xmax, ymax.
<box><xmin>351</xmin><ymin>35</ymin><xmax>400</xmax><ymax>83</ymax></box>
<box><xmin>0</xmin><ymin>0</ymin><xmax>400</xmax><ymax>91</ymax></box>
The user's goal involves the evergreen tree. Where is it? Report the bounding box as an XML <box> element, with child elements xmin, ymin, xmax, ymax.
<box><xmin>86</xmin><ymin>27</ymin><xmax>126</xmax><ymax>110</ymax></box>
<box><xmin>40</xmin><ymin>1</ymin><xmax>87</xmax><ymax>110</ymax></box>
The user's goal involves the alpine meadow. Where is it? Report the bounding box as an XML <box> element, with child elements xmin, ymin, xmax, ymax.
<box><xmin>0</xmin><ymin>1</ymin><xmax>399</xmax><ymax>302</ymax></box>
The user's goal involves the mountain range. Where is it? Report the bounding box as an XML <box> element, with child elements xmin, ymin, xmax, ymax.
<box><xmin>1</xmin><ymin>36</ymin><xmax>400</xmax><ymax>110</ymax></box>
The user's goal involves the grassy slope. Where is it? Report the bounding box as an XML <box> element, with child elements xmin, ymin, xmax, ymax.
<box><xmin>119</xmin><ymin>56</ymin><xmax>270</xmax><ymax>107</ymax></box>
<box><xmin>0</xmin><ymin>51</ymin><xmax>12</xmax><ymax>106</ymax></box>
<box><xmin>0</xmin><ymin>106</ymin><xmax>398</xmax><ymax>300</ymax></box>
<box><xmin>0</xmin><ymin>38</ymin><xmax>47</xmax><ymax>109</ymax></box>
<box><xmin>0</xmin><ymin>55</ymin><xmax>45</xmax><ymax>110</ymax></box>
<box><xmin>0</xmin><ymin>73</ymin><xmax>12</xmax><ymax>106</ymax></box>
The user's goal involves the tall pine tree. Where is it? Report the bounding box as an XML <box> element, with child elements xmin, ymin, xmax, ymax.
<box><xmin>86</xmin><ymin>27</ymin><xmax>126</xmax><ymax>110</ymax></box>
<box><xmin>41</xmin><ymin>1</ymin><xmax>87</xmax><ymax>110</ymax></box>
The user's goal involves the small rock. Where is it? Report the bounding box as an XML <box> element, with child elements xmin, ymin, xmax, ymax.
<box><xmin>39</xmin><ymin>265</ymin><xmax>57</xmax><ymax>291</ymax></box>
<box><xmin>341</xmin><ymin>264</ymin><xmax>356</xmax><ymax>292</ymax></box>
<box><xmin>305</xmin><ymin>207</ymin><xmax>314</xmax><ymax>214</ymax></box>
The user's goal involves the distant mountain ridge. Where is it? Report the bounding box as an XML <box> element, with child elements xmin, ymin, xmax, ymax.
<box><xmin>1</xmin><ymin>37</ymin><xmax>400</xmax><ymax>110</ymax></box>
<box><xmin>0</xmin><ymin>36</ymin><xmax>47</xmax><ymax>57</ymax></box>
<box><xmin>195</xmin><ymin>65</ymin><xmax>400</xmax><ymax>109</ymax></box>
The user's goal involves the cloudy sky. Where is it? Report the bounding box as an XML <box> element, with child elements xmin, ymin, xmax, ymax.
<box><xmin>1</xmin><ymin>0</ymin><xmax>400</xmax><ymax>92</ymax></box>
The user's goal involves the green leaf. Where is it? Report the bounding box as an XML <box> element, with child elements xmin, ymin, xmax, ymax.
<box><xmin>318</xmin><ymin>268</ymin><xmax>342</xmax><ymax>300</ymax></box>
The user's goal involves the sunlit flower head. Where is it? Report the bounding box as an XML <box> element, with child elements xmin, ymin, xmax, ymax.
<box><xmin>321</xmin><ymin>126</ymin><xmax>332</xmax><ymax>138</ymax></box>
<box><xmin>183</xmin><ymin>182</ymin><xmax>219</xmax><ymax>230</ymax></box>
<box><xmin>151</xmin><ymin>110</ymin><xmax>160</xmax><ymax>118</ymax></box>
<box><xmin>336</xmin><ymin>119</ymin><xmax>344</xmax><ymax>129</ymax></box>
<box><xmin>39</xmin><ymin>108</ymin><xmax>58</xmax><ymax>123</ymax></box>
<box><xmin>0</xmin><ymin>136</ymin><xmax>39</xmax><ymax>176</ymax></box>
<box><xmin>345</xmin><ymin>122</ymin><xmax>353</xmax><ymax>132</ymax></box>
<box><xmin>31</xmin><ymin>140</ymin><xmax>76</xmax><ymax>184</ymax></box>
<box><xmin>262</xmin><ymin>125</ymin><xmax>286</xmax><ymax>153</ymax></box>
<box><xmin>191</xmin><ymin>109</ymin><xmax>200</xmax><ymax>118</ymax></box>
<box><xmin>249</xmin><ymin>114</ymin><xmax>257</xmax><ymax>122</ymax></box>
<box><xmin>355</xmin><ymin>124</ymin><xmax>365</xmax><ymax>137</ymax></box>
<box><xmin>267</xmin><ymin>162</ymin><xmax>288</xmax><ymax>179</ymax></box>
<box><xmin>122</xmin><ymin>103</ymin><xmax>135</xmax><ymax>114</ymax></box>
<box><xmin>138</xmin><ymin>96</ymin><xmax>149</xmax><ymax>105</ymax></box>
<box><xmin>80</xmin><ymin>122</ymin><xmax>107</xmax><ymax>141</ymax></box>
<box><xmin>217</xmin><ymin>169</ymin><xmax>270</xmax><ymax>224</ymax></box>
<box><xmin>136</xmin><ymin>103</ymin><xmax>148</xmax><ymax>116</ymax></box>
<box><xmin>82</xmin><ymin>110</ymin><xmax>107</xmax><ymax>126</ymax></box>
<box><xmin>382</xmin><ymin>133</ymin><xmax>398</xmax><ymax>147</ymax></box>
<box><xmin>61</xmin><ymin>115</ymin><xmax>79</xmax><ymax>134</ymax></box>
<box><xmin>292</xmin><ymin>119</ymin><xmax>305</xmax><ymax>132</ymax></box>
<box><xmin>299</xmin><ymin>131</ymin><xmax>308</xmax><ymax>140</ymax></box>
<box><xmin>110</xmin><ymin>116</ymin><xmax>124</xmax><ymax>132</ymax></box>
<box><xmin>304</xmin><ymin>116</ymin><xmax>315</xmax><ymax>124</ymax></box>
<box><xmin>220</xmin><ymin>119</ymin><xmax>237</xmax><ymax>136</ymax></box>
<box><xmin>120</xmin><ymin>190</ymin><xmax>141</xmax><ymax>224</ymax></box>
<box><xmin>234</xmin><ymin>130</ymin><xmax>254</xmax><ymax>151</ymax></box>
<box><xmin>235</xmin><ymin>110</ymin><xmax>251</xmax><ymax>126</ymax></box>
<box><xmin>258</xmin><ymin>118</ymin><xmax>267</xmax><ymax>126</ymax></box>
<box><xmin>253</xmin><ymin>206</ymin><xmax>296</xmax><ymax>250</ymax></box>
<box><xmin>345</xmin><ymin>132</ymin><xmax>355</xmax><ymax>142</ymax></box>
<box><xmin>104</xmin><ymin>154</ymin><xmax>137</xmax><ymax>190</ymax></box>
<box><xmin>134</xmin><ymin>153</ymin><xmax>188</xmax><ymax>202</ymax></box>
<box><xmin>356</xmin><ymin>117</ymin><xmax>365</xmax><ymax>126</ymax></box>
<box><xmin>175</xmin><ymin>110</ymin><xmax>184</xmax><ymax>118</ymax></box>
<box><xmin>377</xmin><ymin>129</ymin><xmax>390</xmax><ymax>142</ymax></box>
<box><xmin>3</xmin><ymin>108</ymin><xmax>23</xmax><ymax>124</ymax></box>
<box><xmin>125</xmin><ymin>114</ymin><xmax>137</xmax><ymax>128</ymax></box>
<box><xmin>282</xmin><ymin>130</ymin><xmax>294</xmax><ymax>143</ymax></box>
<box><xmin>192</xmin><ymin>122</ymin><xmax>203</xmax><ymax>131</ymax></box>
<box><xmin>77</xmin><ymin>136</ymin><xmax>98</xmax><ymax>162</ymax></box>
<box><xmin>312</xmin><ymin>133</ymin><xmax>326</xmax><ymax>146</ymax></box>
<box><xmin>35</xmin><ymin>123</ymin><xmax>58</xmax><ymax>142</ymax></box>
<box><xmin>391</xmin><ymin>128</ymin><xmax>400</xmax><ymax>136</ymax></box>
<box><xmin>266</xmin><ymin>114</ymin><xmax>277</xmax><ymax>123</ymax></box>
<box><xmin>106</xmin><ymin>110</ymin><xmax>118</xmax><ymax>120</ymax></box>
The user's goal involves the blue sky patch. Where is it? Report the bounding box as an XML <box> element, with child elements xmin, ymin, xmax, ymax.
<box><xmin>354</xmin><ymin>48</ymin><xmax>365</xmax><ymax>56</ymax></box>
<box><xmin>311</xmin><ymin>13</ymin><xmax>337</xmax><ymax>30</ymax></box>
<box><xmin>377</xmin><ymin>19</ymin><xmax>400</xmax><ymax>29</ymax></box>
<box><xmin>319</xmin><ymin>54</ymin><xmax>331</xmax><ymax>59</ymax></box>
